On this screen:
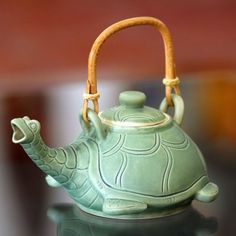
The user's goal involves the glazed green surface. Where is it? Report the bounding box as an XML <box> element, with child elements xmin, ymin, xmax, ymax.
<box><xmin>100</xmin><ymin>91</ymin><xmax>166</xmax><ymax>126</ymax></box>
<box><xmin>11</xmin><ymin>92</ymin><xmax>218</xmax><ymax>219</ymax></box>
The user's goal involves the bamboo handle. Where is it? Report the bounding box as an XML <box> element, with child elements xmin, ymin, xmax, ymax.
<box><xmin>83</xmin><ymin>16</ymin><xmax>180</xmax><ymax>123</ymax></box>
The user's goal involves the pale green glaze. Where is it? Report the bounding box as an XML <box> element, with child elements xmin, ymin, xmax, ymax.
<box><xmin>11</xmin><ymin>91</ymin><xmax>218</xmax><ymax>219</ymax></box>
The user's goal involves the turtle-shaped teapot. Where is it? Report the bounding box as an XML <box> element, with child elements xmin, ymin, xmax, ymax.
<box><xmin>11</xmin><ymin>17</ymin><xmax>218</xmax><ymax>219</ymax></box>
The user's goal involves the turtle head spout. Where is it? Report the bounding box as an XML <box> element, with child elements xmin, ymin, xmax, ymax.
<box><xmin>11</xmin><ymin>116</ymin><xmax>41</xmax><ymax>144</ymax></box>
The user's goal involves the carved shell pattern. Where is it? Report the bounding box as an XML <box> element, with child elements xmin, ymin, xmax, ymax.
<box><xmin>99</xmin><ymin>124</ymin><xmax>206</xmax><ymax>197</ymax></box>
<box><xmin>107</xmin><ymin>105</ymin><xmax>165</xmax><ymax>123</ymax></box>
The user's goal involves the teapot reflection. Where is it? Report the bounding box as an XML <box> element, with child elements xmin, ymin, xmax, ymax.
<box><xmin>48</xmin><ymin>204</ymin><xmax>217</xmax><ymax>236</ymax></box>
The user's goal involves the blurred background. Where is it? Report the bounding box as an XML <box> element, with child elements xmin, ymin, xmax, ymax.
<box><xmin>0</xmin><ymin>0</ymin><xmax>235</xmax><ymax>235</ymax></box>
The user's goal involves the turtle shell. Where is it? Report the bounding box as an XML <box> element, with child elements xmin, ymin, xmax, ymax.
<box><xmin>99</xmin><ymin>123</ymin><xmax>207</xmax><ymax>197</ymax></box>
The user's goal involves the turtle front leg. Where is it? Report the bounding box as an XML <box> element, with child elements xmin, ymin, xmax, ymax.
<box><xmin>195</xmin><ymin>182</ymin><xmax>219</xmax><ymax>203</ymax></box>
<box><xmin>45</xmin><ymin>175</ymin><xmax>62</xmax><ymax>188</ymax></box>
<box><xmin>102</xmin><ymin>198</ymin><xmax>147</xmax><ymax>215</ymax></box>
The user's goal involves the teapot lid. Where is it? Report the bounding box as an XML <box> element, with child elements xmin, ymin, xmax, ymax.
<box><xmin>99</xmin><ymin>91</ymin><xmax>168</xmax><ymax>128</ymax></box>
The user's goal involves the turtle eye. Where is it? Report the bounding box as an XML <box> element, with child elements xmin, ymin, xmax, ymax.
<box><xmin>29</xmin><ymin>122</ymin><xmax>37</xmax><ymax>130</ymax></box>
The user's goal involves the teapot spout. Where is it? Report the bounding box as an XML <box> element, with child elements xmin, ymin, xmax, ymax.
<box><xmin>11</xmin><ymin>117</ymin><xmax>82</xmax><ymax>186</ymax></box>
<box><xmin>11</xmin><ymin>117</ymin><xmax>74</xmax><ymax>184</ymax></box>
<box><xmin>11</xmin><ymin>116</ymin><xmax>38</xmax><ymax>144</ymax></box>
<box><xmin>11</xmin><ymin>116</ymin><xmax>104</xmax><ymax>208</ymax></box>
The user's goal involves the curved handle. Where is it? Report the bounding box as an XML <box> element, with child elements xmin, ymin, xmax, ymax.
<box><xmin>159</xmin><ymin>94</ymin><xmax>184</xmax><ymax>126</ymax></box>
<box><xmin>83</xmin><ymin>16</ymin><xmax>181</xmax><ymax>124</ymax></box>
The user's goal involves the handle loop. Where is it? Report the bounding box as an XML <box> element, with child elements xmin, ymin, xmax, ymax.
<box><xmin>159</xmin><ymin>94</ymin><xmax>184</xmax><ymax>126</ymax></box>
<box><xmin>82</xmin><ymin>16</ymin><xmax>181</xmax><ymax>124</ymax></box>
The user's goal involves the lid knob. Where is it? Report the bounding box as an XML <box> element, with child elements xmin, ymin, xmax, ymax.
<box><xmin>119</xmin><ymin>91</ymin><xmax>146</xmax><ymax>108</ymax></box>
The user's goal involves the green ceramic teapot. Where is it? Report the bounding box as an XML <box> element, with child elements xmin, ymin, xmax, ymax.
<box><xmin>11</xmin><ymin>17</ymin><xmax>218</xmax><ymax>219</ymax></box>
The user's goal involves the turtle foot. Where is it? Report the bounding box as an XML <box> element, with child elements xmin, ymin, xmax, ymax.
<box><xmin>103</xmin><ymin>198</ymin><xmax>147</xmax><ymax>215</ymax></box>
<box><xmin>195</xmin><ymin>182</ymin><xmax>219</xmax><ymax>203</ymax></box>
<box><xmin>45</xmin><ymin>175</ymin><xmax>62</xmax><ymax>188</ymax></box>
